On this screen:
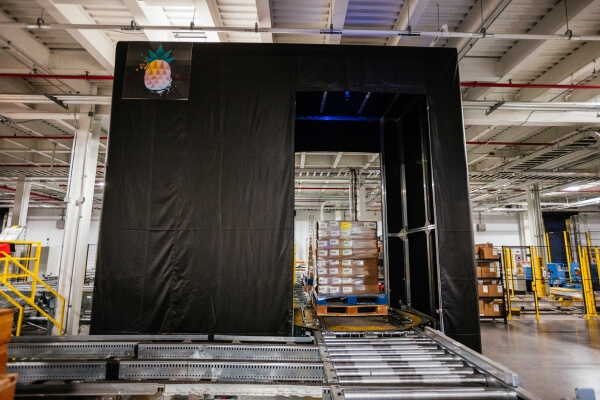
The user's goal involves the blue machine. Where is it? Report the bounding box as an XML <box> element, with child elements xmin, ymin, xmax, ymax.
<box><xmin>570</xmin><ymin>262</ymin><xmax>600</xmax><ymax>288</ymax></box>
<box><xmin>546</xmin><ymin>263</ymin><xmax>567</xmax><ymax>287</ymax></box>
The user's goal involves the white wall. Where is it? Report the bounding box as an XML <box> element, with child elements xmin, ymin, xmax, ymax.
<box><xmin>472</xmin><ymin>212</ymin><xmax>528</xmax><ymax>247</ymax></box>
<box><xmin>472</xmin><ymin>211</ymin><xmax>600</xmax><ymax>248</ymax></box>
<box><xmin>19</xmin><ymin>208</ymin><xmax>101</xmax><ymax>245</ymax></box>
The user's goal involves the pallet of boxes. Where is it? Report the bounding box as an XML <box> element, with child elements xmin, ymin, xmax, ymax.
<box><xmin>313</xmin><ymin>221</ymin><xmax>387</xmax><ymax>316</ymax></box>
<box><xmin>0</xmin><ymin>310</ymin><xmax>16</xmax><ymax>400</ymax></box>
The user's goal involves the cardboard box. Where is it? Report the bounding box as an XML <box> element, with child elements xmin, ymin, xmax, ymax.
<box><xmin>332</xmin><ymin>276</ymin><xmax>379</xmax><ymax>286</ymax></box>
<box><xmin>477</xmin><ymin>262</ymin><xmax>499</xmax><ymax>278</ymax></box>
<box><xmin>479</xmin><ymin>246</ymin><xmax>499</xmax><ymax>260</ymax></box>
<box><xmin>353</xmin><ymin>284</ymin><xmax>381</xmax><ymax>294</ymax></box>
<box><xmin>340</xmin><ymin>259</ymin><xmax>378</xmax><ymax>269</ymax></box>
<box><xmin>316</xmin><ymin>239</ymin><xmax>378</xmax><ymax>249</ymax></box>
<box><xmin>0</xmin><ymin>309</ymin><xmax>13</xmax><ymax>344</ymax></box>
<box><xmin>317</xmin><ymin>221</ymin><xmax>377</xmax><ymax>240</ymax></box>
<box><xmin>484</xmin><ymin>300</ymin><xmax>504</xmax><ymax>316</ymax></box>
<box><xmin>317</xmin><ymin>248</ymin><xmax>378</xmax><ymax>260</ymax></box>
<box><xmin>342</xmin><ymin>266</ymin><xmax>379</xmax><ymax>277</ymax></box>
<box><xmin>316</xmin><ymin>259</ymin><xmax>341</xmax><ymax>267</ymax></box>
<box><xmin>479</xmin><ymin>300</ymin><xmax>485</xmax><ymax>316</ymax></box>
<box><xmin>328</xmin><ymin>286</ymin><xmax>342</xmax><ymax>295</ymax></box>
<box><xmin>317</xmin><ymin>285</ymin><xmax>330</xmax><ymax>294</ymax></box>
<box><xmin>0</xmin><ymin>374</ymin><xmax>16</xmax><ymax>400</ymax></box>
<box><xmin>478</xmin><ymin>284</ymin><xmax>503</xmax><ymax>297</ymax></box>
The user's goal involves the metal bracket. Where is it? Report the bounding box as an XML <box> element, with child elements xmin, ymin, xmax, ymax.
<box><xmin>329</xmin><ymin>384</ymin><xmax>345</xmax><ymax>400</ymax></box>
<box><xmin>388</xmin><ymin>229</ymin><xmax>408</xmax><ymax>240</ymax></box>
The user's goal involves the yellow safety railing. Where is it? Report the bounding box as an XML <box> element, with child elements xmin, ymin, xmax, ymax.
<box><xmin>502</xmin><ymin>246</ymin><xmax>512</xmax><ymax>319</ymax></box>
<box><xmin>528</xmin><ymin>246</ymin><xmax>542</xmax><ymax>320</ymax></box>
<box><xmin>577</xmin><ymin>246</ymin><xmax>598</xmax><ymax>319</ymax></box>
<box><xmin>0</xmin><ymin>241</ymin><xmax>65</xmax><ymax>335</ymax></box>
<box><xmin>563</xmin><ymin>231</ymin><xmax>572</xmax><ymax>282</ymax></box>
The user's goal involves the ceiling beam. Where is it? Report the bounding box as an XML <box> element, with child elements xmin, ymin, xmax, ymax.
<box><xmin>256</xmin><ymin>0</ymin><xmax>273</xmax><ymax>43</ymax></box>
<box><xmin>447</xmin><ymin>0</ymin><xmax>512</xmax><ymax>59</ymax></box>
<box><xmin>122</xmin><ymin>0</ymin><xmax>174</xmax><ymax>42</ymax></box>
<box><xmin>327</xmin><ymin>0</ymin><xmax>349</xmax><ymax>45</ymax></box>
<box><xmin>516</xmin><ymin>42</ymin><xmax>600</xmax><ymax>102</ymax></box>
<box><xmin>465</xmin><ymin>0</ymin><xmax>596</xmax><ymax>100</ymax></box>
<box><xmin>0</xmin><ymin>11</ymin><xmax>51</xmax><ymax>70</ymax></box>
<box><xmin>484</xmin><ymin>130</ymin><xmax>595</xmax><ymax>174</ymax></box>
<box><xmin>386</xmin><ymin>0</ymin><xmax>430</xmax><ymax>46</ymax></box>
<box><xmin>0</xmin><ymin>112</ymin><xmax>109</xmax><ymax>120</ymax></box>
<box><xmin>193</xmin><ymin>0</ymin><xmax>225</xmax><ymax>42</ymax></box>
<box><xmin>463</xmin><ymin>109</ymin><xmax>600</xmax><ymax>126</ymax></box>
<box><xmin>566</xmin><ymin>75</ymin><xmax>600</xmax><ymax>103</ymax></box>
<box><xmin>36</xmin><ymin>0</ymin><xmax>116</xmax><ymax>73</ymax></box>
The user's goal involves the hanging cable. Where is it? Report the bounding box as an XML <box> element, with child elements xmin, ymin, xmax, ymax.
<box><xmin>564</xmin><ymin>0</ymin><xmax>572</xmax><ymax>38</ymax></box>
<box><xmin>36</xmin><ymin>8</ymin><xmax>45</xmax><ymax>28</ymax></box>
<box><xmin>406</xmin><ymin>0</ymin><xmax>412</xmax><ymax>34</ymax></box>
<box><xmin>479</xmin><ymin>0</ymin><xmax>487</xmax><ymax>37</ymax></box>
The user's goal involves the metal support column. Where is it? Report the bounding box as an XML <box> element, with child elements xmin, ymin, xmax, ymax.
<box><xmin>56</xmin><ymin>112</ymin><xmax>101</xmax><ymax>335</ymax></box>
<box><xmin>526</xmin><ymin>184</ymin><xmax>545</xmax><ymax>250</ymax></box>
<box><xmin>356</xmin><ymin>177</ymin><xmax>368</xmax><ymax>222</ymax></box>
<box><xmin>10</xmin><ymin>174</ymin><xmax>32</xmax><ymax>227</ymax></box>
<box><xmin>517</xmin><ymin>207</ymin><xmax>527</xmax><ymax>246</ymax></box>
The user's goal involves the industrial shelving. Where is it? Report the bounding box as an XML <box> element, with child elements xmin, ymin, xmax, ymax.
<box><xmin>477</xmin><ymin>254</ymin><xmax>508</xmax><ymax>324</ymax></box>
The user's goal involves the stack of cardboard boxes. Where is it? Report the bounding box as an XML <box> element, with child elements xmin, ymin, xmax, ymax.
<box><xmin>475</xmin><ymin>243</ymin><xmax>504</xmax><ymax>318</ymax></box>
<box><xmin>0</xmin><ymin>309</ymin><xmax>16</xmax><ymax>400</ymax></box>
<box><xmin>315</xmin><ymin>221</ymin><xmax>380</xmax><ymax>296</ymax></box>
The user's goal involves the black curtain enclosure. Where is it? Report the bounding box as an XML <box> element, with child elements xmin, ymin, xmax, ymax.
<box><xmin>91</xmin><ymin>43</ymin><xmax>480</xmax><ymax>352</ymax></box>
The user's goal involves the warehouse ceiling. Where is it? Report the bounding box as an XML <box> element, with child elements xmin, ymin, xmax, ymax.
<box><xmin>0</xmin><ymin>0</ymin><xmax>600</xmax><ymax>213</ymax></box>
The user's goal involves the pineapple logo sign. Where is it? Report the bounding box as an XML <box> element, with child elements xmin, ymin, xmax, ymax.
<box><xmin>143</xmin><ymin>45</ymin><xmax>174</xmax><ymax>93</ymax></box>
<box><xmin>123</xmin><ymin>42</ymin><xmax>192</xmax><ymax>100</ymax></box>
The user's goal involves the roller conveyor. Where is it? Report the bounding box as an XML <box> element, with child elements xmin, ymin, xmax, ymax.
<box><xmin>8</xmin><ymin>326</ymin><xmax>541</xmax><ymax>399</ymax></box>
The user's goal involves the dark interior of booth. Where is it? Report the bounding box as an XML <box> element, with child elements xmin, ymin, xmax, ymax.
<box><xmin>295</xmin><ymin>92</ymin><xmax>439</xmax><ymax>323</ymax></box>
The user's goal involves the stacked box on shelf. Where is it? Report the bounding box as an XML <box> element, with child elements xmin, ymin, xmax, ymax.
<box><xmin>0</xmin><ymin>309</ymin><xmax>16</xmax><ymax>400</ymax></box>
<box><xmin>475</xmin><ymin>243</ymin><xmax>506</xmax><ymax>319</ymax></box>
<box><xmin>315</xmin><ymin>221</ymin><xmax>379</xmax><ymax>296</ymax></box>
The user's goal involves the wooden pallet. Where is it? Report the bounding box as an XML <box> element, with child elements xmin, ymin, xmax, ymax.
<box><xmin>313</xmin><ymin>292</ymin><xmax>388</xmax><ymax>306</ymax></box>
<box><xmin>313</xmin><ymin>302</ymin><xmax>388</xmax><ymax>317</ymax></box>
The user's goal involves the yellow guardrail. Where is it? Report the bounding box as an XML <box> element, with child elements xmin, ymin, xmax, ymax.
<box><xmin>578</xmin><ymin>246</ymin><xmax>598</xmax><ymax>319</ymax></box>
<box><xmin>0</xmin><ymin>241</ymin><xmax>65</xmax><ymax>336</ymax></box>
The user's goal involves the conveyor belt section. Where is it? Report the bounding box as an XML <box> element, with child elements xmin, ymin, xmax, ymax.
<box><xmin>319</xmin><ymin>329</ymin><xmax>540</xmax><ymax>400</ymax></box>
<box><xmin>8</xmin><ymin>332</ymin><xmax>541</xmax><ymax>399</ymax></box>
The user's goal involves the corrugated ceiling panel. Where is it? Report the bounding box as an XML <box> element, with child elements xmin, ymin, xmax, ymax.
<box><xmin>272</xmin><ymin>0</ymin><xmax>329</xmax><ymax>28</ymax></box>
<box><xmin>218</xmin><ymin>0</ymin><xmax>257</xmax><ymax>27</ymax></box>
<box><xmin>84</xmin><ymin>5</ymin><xmax>133</xmax><ymax>25</ymax></box>
<box><xmin>344</xmin><ymin>0</ymin><xmax>404</xmax><ymax>29</ymax></box>
<box><xmin>163</xmin><ymin>6</ymin><xmax>196</xmax><ymax>25</ymax></box>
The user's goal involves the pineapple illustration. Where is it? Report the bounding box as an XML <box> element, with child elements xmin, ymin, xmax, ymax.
<box><xmin>144</xmin><ymin>45</ymin><xmax>174</xmax><ymax>93</ymax></box>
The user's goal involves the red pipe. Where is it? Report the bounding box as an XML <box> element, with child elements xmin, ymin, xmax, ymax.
<box><xmin>0</xmin><ymin>185</ymin><xmax>62</xmax><ymax>202</ymax></box>
<box><xmin>461</xmin><ymin>81</ymin><xmax>600</xmax><ymax>90</ymax></box>
<box><xmin>0</xmin><ymin>136</ymin><xmax>108</xmax><ymax>140</ymax></box>
<box><xmin>0</xmin><ymin>73</ymin><xmax>113</xmax><ymax>81</ymax></box>
<box><xmin>466</xmin><ymin>141</ymin><xmax>555</xmax><ymax>146</ymax></box>
<box><xmin>1</xmin><ymin>74</ymin><xmax>600</xmax><ymax>90</ymax></box>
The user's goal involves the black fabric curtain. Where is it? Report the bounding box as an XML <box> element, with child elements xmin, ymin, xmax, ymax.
<box><xmin>91</xmin><ymin>43</ymin><xmax>480</xmax><ymax>351</ymax></box>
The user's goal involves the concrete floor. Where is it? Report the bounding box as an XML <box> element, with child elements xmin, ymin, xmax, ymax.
<box><xmin>480</xmin><ymin>314</ymin><xmax>600</xmax><ymax>400</ymax></box>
